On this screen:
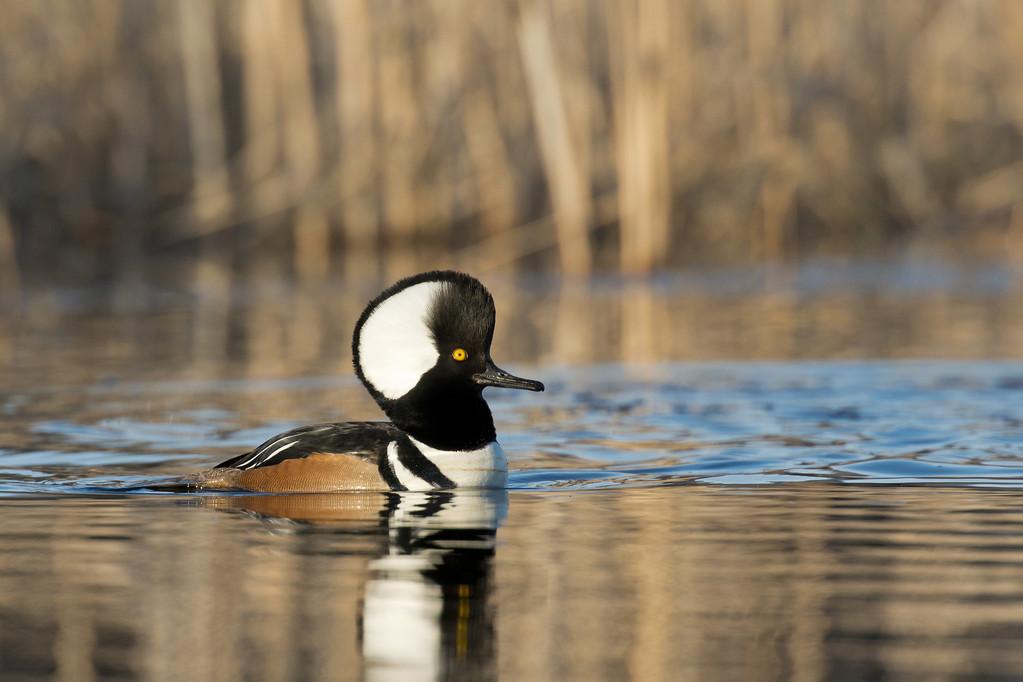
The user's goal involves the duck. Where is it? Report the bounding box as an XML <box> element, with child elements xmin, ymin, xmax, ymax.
<box><xmin>190</xmin><ymin>271</ymin><xmax>544</xmax><ymax>492</ymax></box>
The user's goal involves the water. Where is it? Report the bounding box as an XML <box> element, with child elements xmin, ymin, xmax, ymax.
<box><xmin>5</xmin><ymin>272</ymin><xmax>1023</xmax><ymax>680</ymax></box>
<box><xmin>7</xmin><ymin>362</ymin><xmax>1023</xmax><ymax>493</ymax></box>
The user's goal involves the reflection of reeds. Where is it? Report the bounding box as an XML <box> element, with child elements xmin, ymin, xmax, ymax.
<box><xmin>6</xmin><ymin>487</ymin><xmax>1010</xmax><ymax>680</ymax></box>
<box><xmin>5</xmin><ymin>277</ymin><xmax>1023</xmax><ymax>391</ymax></box>
<box><xmin>1</xmin><ymin>0</ymin><xmax>1023</xmax><ymax>293</ymax></box>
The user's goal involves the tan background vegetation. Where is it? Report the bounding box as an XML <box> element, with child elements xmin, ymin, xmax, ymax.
<box><xmin>1</xmin><ymin>0</ymin><xmax>1022</xmax><ymax>294</ymax></box>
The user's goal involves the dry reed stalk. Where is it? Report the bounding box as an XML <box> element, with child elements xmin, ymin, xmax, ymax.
<box><xmin>485</xmin><ymin>2</ymin><xmax>536</xmax><ymax>197</ymax></box>
<box><xmin>550</xmin><ymin>0</ymin><xmax>595</xmax><ymax>219</ymax></box>
<box><xmin>239</xmin><ymin>0</ymin><xmax>285</xmax><ymax>219</ymax></box>
<box><xmin>179</xmin><ymin>2</ymin><xmax>232</xmax><ymax>230</ymax></box>
<box><xmin>461</xmin><ymin>87</ymin><xmax>520</xmax><ymax>250</ymax></box>
<box><xmin>757</xmin><ymin>171</ymin><xmax>796</xmax><ymax>263</ymax></box>
<box><xmin>179</xmin><ymin>0</ymin><xmax>233</xmax><ymax>366</ymax></box>
<box><xmin>414</xmin><ymin>1</ymin><xmax>466</xmax><ymax>241</ymax></box>
<box><xmin>1001</xmin><ymin>3</ymin><xmax>1023</xmax><ymax>136</ymax></box>
<box><xmin>109</xmin><ymin>76</ymin><xmax>151</xmax><ymax>309</ymax></box>
<box><xmin>1009</xmin><ymin>206</ymin><xmax>1023</xmax><ymax>274</ymax></box>
<box><xmin>270</xmin><ymin>1</ymin><xmax>332</xmax><ymax>289</ymax></box>
<box><xmin>0</xmin><ymin>204</ymin><xmax>19</xmax><ymax>295</ymax></box>
<box><xmin>742</xmin><ymin>0</ymin><xmax>793</xmax><ymax>262</ymax></box>
<box><xmin>377</xmin><ymin>6</ymin><xmax>422</xmax><ymax>243</ymax></box>
<box><xmin>274</xmin><ymin>2</ymin><xmax>320</xmax><ymax>195</ymax></box>
<box><xmin>95</xmin><ymin>0</ymin><xmax>152</xmax><ymax>309</ymax></box>
<box><xmin>744</xmin><ymin>0</ymin><xmax>786</xmax><ymax>146</ymax></box>
<box><xmin>328</xmin><ymin>0</ymin><xmax>381</xmax><ymax>282</ymax></box>
<box><xmin>610</xmin><ymin>0</ymin><xmax>671</xmax><ymax>274</ymax></box>
<box><xmin>458</xmin><ymin>3</ymin><xmax>532</xmax><ymax>270</ymax></box>
<box><xmin>517</xmin><ymin>0</ymin><xmax>593</xmax><ymax>276</ymax></box>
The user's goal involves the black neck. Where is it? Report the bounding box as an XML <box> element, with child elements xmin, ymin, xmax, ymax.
<box><xmin>381</xmin><ymin>382</ymin><xmax>496</xmax><ymax>451</ymax></box>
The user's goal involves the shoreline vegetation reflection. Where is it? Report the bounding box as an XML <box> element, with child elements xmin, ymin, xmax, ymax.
<box><xmin>4</xmin><ymin>262</ymin><xmax>1023</xmax><ymax>390</ymax></box>
<box><xmin>3</xmin><ymin>486</ymin><xmax>1023</xmax><ymax>680</ymax></box>
<box><xmin>207</xmin><ymin>490</ymin><xmax>505</xmax><ymax>682</ymax></box>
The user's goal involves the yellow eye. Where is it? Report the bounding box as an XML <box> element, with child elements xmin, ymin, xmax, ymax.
<box><xmin>452</xmin><ymin>348</ymin><xmax>468</xmax><ymax>362</ymax></box>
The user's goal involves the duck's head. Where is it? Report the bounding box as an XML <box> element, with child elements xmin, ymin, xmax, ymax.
<box><xmin>352</xmin><ymin>271</ymin><xmax>543</xmax><ymax>449</ymax></box>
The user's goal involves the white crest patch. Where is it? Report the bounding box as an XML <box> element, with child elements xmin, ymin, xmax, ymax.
<box><xmin>357</xmin><ymin>281</ymin><xmax>444</xmax><ymax>400</ymax></box>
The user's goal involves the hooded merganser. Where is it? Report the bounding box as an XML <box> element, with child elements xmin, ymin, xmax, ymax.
<box><xmin>191</xmin><ymin>271</ymin><xmax>544</xmax><ymax>493</ymax></box>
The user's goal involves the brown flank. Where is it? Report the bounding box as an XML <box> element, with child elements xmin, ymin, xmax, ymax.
<box><xmin>192</xmin><ymin>453</ymin><xmax>389</xmax><ymax>493</ymax></box>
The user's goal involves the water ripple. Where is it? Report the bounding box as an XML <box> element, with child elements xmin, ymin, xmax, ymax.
<box><xmin>2</xmin><ymin>361</ymin><xmax>1023</xmax><ymax>493</ymax></box>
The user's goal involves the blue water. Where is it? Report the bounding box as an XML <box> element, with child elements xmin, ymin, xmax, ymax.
<box><xmin>4</xmin><ymin>361</ymin><xmax>1023</xmax><ymax>493</ymax></box>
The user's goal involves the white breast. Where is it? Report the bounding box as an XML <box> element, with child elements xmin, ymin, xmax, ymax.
<box><xmin>386</xmin><ymin>438</ymin><xmax>508</xmax><ymax>491</ymax></box>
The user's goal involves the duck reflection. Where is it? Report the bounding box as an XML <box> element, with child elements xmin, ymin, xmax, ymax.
<box><xmin>207</xmin><ymin>489</ymin><xmax>506</xmax><ymax>682</ymax></box>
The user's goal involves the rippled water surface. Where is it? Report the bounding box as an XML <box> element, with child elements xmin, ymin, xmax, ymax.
<box><xmin>6</xmin><ymin>362</ymin><xmax>1023</xmax><ymax>493</ymax></box>
<box><xmin>5</xmin><ymin>273</ymin><xmax>1023</xmax><ymax>680</ymax></box>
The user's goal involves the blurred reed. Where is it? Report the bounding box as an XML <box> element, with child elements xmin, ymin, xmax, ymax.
<box><xmin>1</xmin><ymin>0</ymin><xmax>1023</xmax><ymax>293</ymax></box>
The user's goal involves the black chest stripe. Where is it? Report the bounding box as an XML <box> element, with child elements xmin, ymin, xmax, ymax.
<box><xmin>395</xmin><ymin>440</ymin><xmax>456</xmax><ymax>489</ymax></box>
<box><xmin>378</xmin><ymin>454</ymin><xmax>407</xmax><ymax>491</ymax></box>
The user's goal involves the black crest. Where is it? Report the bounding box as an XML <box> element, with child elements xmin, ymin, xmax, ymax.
<box><xmin>427</xmin><ymin>273</ymin><xmax>496</xmax><ymax>354</ymax></box>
